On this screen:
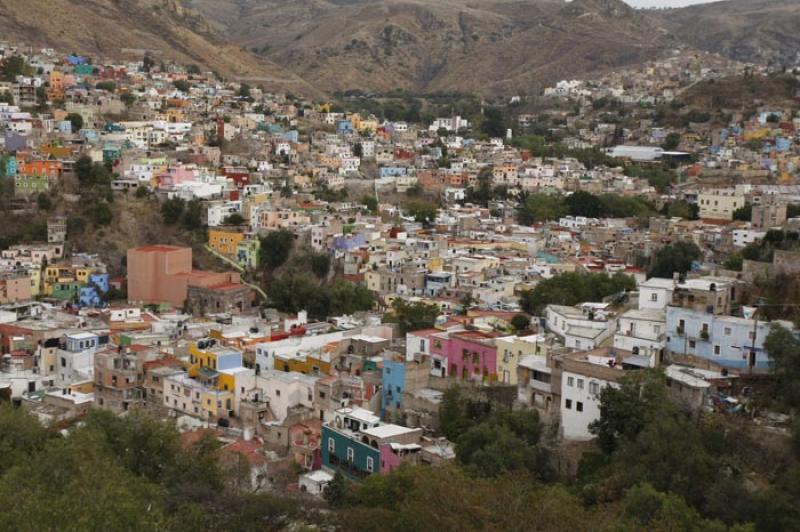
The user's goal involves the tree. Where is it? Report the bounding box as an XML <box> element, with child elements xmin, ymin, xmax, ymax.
<box><xmin>519</xmin><ymin>272</ymin><xmax>635</xmax><ymax>315</ymax></box>
<box><xmin>172</xmin><ymin>79</ymin><xmax>191</xmax><ymax>93</ymax></box>
<box><xmin>181</xmin><ymin>200</ymin><xmax>203</xmax><ymax>231</ymax></box>
<box><xmin>95</xmin><ymin>81</ymin><xmax>116</xmax><ymax>92</ymax></box>
<box><xmin>0</xmin><ymin>55</ymin><xmax>27</xmax><ymax>81</ymax></box>
<box><xmin>87</xmin><ymin>201</ymin><xmax>113</xmax><ymax>226</ymax></box>
<box><xmin>361</xmin><ymin>195</ymin><xmax>378</xmax><ymax>214</ymax></box>
<box><xmin>65</xmin><ymin>112</ymin><xmax>84</xmax><ymax>132</ymax></box>
<box><xmin>666</xmin><ymin>200</ymin><xmax>698</xmax><ymax>220</ymax></box>
<box><xmin>142</xmin><ymin>53</ymin><xmax>155</xmax><ymax>73</ymax></box>
<box><xmin>309</xmin><ymin>252</ymin><xmax>331</xmax><ymax>279</ymax></box>
<box><xmin>723</xmin><ymin>253</ymin><xmax>743</xmax><ymax>272</ymax></box>
<box><xmin>648</xmin><ymin>241</ymin><xmax>701</xmax><ymax>278</ymax></box>
<box><xmin>516</xmin><ymin>194</ymin><xmax>567</xmax><ymax>225</ymax></box>
<box><xmin>661</xmin><ymin>132</ymin><xmax>682</xmax><ymax>151</ymax></box>
<box><xmin>0</xmin><ymin>404</ymin><xmax>52</xmax><ymax>477</ymax></box>
<box><xmin>511</xmin><ymin>314</ymin><xmax>531</xmax><ymax>332</ymax></box>
<box><xmin>383</xmin><ymin>299</ymin><xmax>440</xmax><ymax>334</ymax></box>
<box><xmin>732</xmin><ymin>204</ymin><xmax>752</xmax><ymax>222</ymax></box>
<box><xmin>259</xmin><ymin>229</ymin><xmax>294</xmax><ymax>270</ymax></box>
<box><xmin>566</xmin><ymin>191</ymin><xmax>605</xmax><ymax>218</ymax></box>
<box><xmin>120</xmin><ymin>92</ymin><xmax>136</xmax><ymax>108</ymax></box>
<box><xmin>238</xmin><ymin>83</ymin><xmax>251</xmax><ymax>99</ymax></box>
<box><xmin>223</xmin><ymin>213</ymin><xmax>245</xmax><ymax>226</ymax></box>
<box><xmin>482</xmin><ymin>107</ymin><xmax>507</xmax><ymax>138</ymax></box>
<box><xmin>406</xmin><ymin>200</ymin><xmax>438</xmax><ymax>225</ymax></box>
<box><xmin>161</xmin><ymin>197</ymin><xmax>185</xmax><ymax>225</ymax></box>
<box><xmin>135</xmin><ymin>185</ymin><xmax>149</xmax><ymax>199</ymax></box>
<box><xmin>324</xmin><ymin>471</ymin><xmax>350</xmax><ymax>508</ymax></box>
<box><xmin>590</xmin><ymin>370</ymin><xmax>668</xmax><ymax>454</ymax></box>
<box><xmin>456</xmin><ymin>410</ymin><xmax>549</xmax><ymax>478</ymax></box>
<box><xmin>36</xmin><ymin>193</ymin><xmax>52</xmax><ymax>211</ymax></box>
<box><xmin>764</xmin><ymin>323</ymin><xmax>800</xmax><ymax>406</ymax></box>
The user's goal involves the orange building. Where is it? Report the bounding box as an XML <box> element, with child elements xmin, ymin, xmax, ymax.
<box><xmin>17</xmin><ymin>160</ymin><xmax>63</xmax><ymax>179</ymax></box>
<box><xmin>127</xmin><ymin>245</ymin><xmax>250</xmax><ymax>311</ymax></box>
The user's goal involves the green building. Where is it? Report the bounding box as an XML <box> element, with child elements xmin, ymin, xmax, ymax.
<box><xmin>14</xmin><ymin>174</ymin><xmax>49</xmax><ymax>196</ymax></box>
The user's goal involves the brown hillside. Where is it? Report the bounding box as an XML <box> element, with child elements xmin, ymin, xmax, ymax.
<box><xmin>0</xmin><ymin>0</ymin><xmax>319</xmax><ymax>96</ymax></box>
<box><xmin>191</xmin><ymin>0</ymin><xmax>673</xmax><ymax>96</ymax></box>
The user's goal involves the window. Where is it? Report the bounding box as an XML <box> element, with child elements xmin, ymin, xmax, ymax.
<box><xmin>650</xmin><ymin>293</ymin><xmax>658</xmax><ymax>302</ymax></box>
<box><xmin>748</xmin><ymin>331</ymin><xmax>756</xmax><ymax>341</ymax></box>
<box><xmin>577</xmin><ymin>379</ymin><xmax>584</xmax><ymax>390</ymax></box>
<box><xmin>576</xmin><ymin>402</ymin><xmax>583</xmax><ymax>412</ymax></box>
<box><xmin>654</xmin><ymin>325</ymin><xmax>661</xmax><ymax>335</ymax></box>
<box><xmin>328</xmin><ymin>438</ymin><xmax>335</xmax><ymax>453</ymax></box>
<box><xmin>689</xmin><ymin>340</ymin><xmax>696</xmax><ymax>348</ymax></box>
<box><xmin>589</xmin><ymin>381</ymin><xmax>600</xmax><ymax>395</ymax></box>
<box><xmin>565</xmin><ymin>399</ymin><xmax>572</xmax><ymax>409</ymax></box>
<box><xmin>724</xmin><ymin>327</ymin><xmax>732</xmax><ymax>336</ymax></box>
<box><xmin>366</xmin><ymin>456</ymin><xmax>374</xmax><ymax>473</ymax></box>
<box><xmin>714</xmin><ymin>345</ymin><xmax>721</xmax><ymax>355</ymax></box>
<box><xmin>347</xmin><ymin>447</ymin><xmax>354</xmax><ymax>462</ymax></box>
<box><xmin>567</xmin><ymin>376</ymin><xmax>574</xmax><ymax>387</ymax></box>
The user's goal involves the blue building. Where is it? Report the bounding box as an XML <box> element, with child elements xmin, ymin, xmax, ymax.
<box><xmin>665</xmin><ymin>307</ymin><xmax>796</xmax><ymax>372</ymax></box>
<box><xmin>321</xmin><ymin>407</ymin><xmax>422</xmax><ymax>480</ymax></box>
<box><xmin>381</xmin><ymin>359</ymin><xmax>405</xmax><ymax>417</ymax></box>
<box><xmin>379</xmin><ymin>166</ymin><xmax>408</xmax><ymax>178</ymax></box>
<box><xmin>336</xmin><ymin>120</ymin><xmax>354</xmax><ymax>135</ymax></box>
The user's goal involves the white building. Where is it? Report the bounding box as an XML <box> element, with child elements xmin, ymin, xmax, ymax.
<box><xmin>545</xmin><ymin>304</ymin><xmax>615</xmax><ymax>351</ymax></box>
<box><xmin>559</xmin><ymin>348</ymin><xmax>636</xmax><ymax>440</ymax></box>
<box><xmin>637</xmin><ymin>277</ymin><xmax>676</xmax><ymax>311</ymax></box>
<box><xmin>613</xmin><ymin>309</ymin><xmax>666</xmax><ymax>367</ymax></box>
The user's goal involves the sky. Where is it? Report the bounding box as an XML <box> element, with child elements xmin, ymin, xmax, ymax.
<box><xmin>623</xmin><ymin>0</ymin><xmax>718</xmax><ymax>7</ymax></box>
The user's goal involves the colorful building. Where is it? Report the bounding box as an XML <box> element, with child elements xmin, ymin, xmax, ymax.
<box><xmin>208</xmin><ymin>228</ymin><xmax>246</xmax><ymax>257</ymax></box>
<box><xmin>321</xmin><ymin>407</ymin><xmax>422</xmax><ymax>480</ymax></box>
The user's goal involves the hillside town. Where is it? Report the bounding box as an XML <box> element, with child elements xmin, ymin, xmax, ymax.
<box><xmin>2</xmin><ymin>36</ymin><xmax>800</xmax><ymax>529</ymax></box>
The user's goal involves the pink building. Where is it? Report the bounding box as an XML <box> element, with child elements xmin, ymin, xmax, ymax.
<box><xmin>446</xmin><ymin>331</ymin><xmax>499</xmax><ymax>383</ymax></box>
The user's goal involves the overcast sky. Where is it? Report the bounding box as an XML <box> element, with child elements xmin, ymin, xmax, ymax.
<box><xmin>623</xmin><ymin>0</ymin><xmax>718</xmax><ymax>7</ymax></box>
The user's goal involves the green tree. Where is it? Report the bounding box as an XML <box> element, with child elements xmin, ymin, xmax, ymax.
<box><xmin>161</xmin><ymin>197</ymin><xmax>185</xmax><ymax>225</ymax></box>
<box><xmin>406</xmin><ymin>200</ymin><xmax>438</xmax><ymax>225</ymax></box>
<box><xmin>361</xmin><ymin>195</ymin><xmax>378</xmax><ymax>214</ymax></box>
<box><xmin>0</xmin><ymin>55</ymin><xmax>27</xmax><ymax>81</ymax></box>
<box><xmin>516</xmin><ymin>194</ymin><xmax>567</xmax><ymax>225</ymax></box>
<box><xmin>120</xmin><ymin>92</ymin><xmax>136</xmax><ymax>108</ymax></box>
<box><xmin>259</xmin><ymin>229</ymin><xmax>294</xmax><ymax>270</ymax></box>
<box><xmin>0</xmin><ymin>404</ymin><xmax>53</xmax><ymax>477</ymax></box>
<box><xmin>732</xmin><ymin>204</ymin><xmax>752</xmax><ymax>222</ymax></box>
<box><xmin>238</xmin><ymin>83</ymin><xmax>251</xmax><ymax>98</ymax></box>
<box><xmin>181</xmin><ymin>199</ymin><xmax>203</xmax><ymax>231</ymax></box>
<box><xmin>65</xmin><ymin>112</ymin><xmax>84</xmax><ymax>132</ymax></box>
<box><xmin>88</xmin><ymin>201</ymin><xmax>113</xmax><ymax>226</ymax></box>
<box><xmin>309</xmin><ymin>252</ymin><xmax>331</xmax><ymax>279</ymax></box>
<box><xmin>723</xmin><ymin>253</ymin><xmax>743</xmax><ymax>272</ymax></box>
<box><xmin>764</xmin><ymin>323</ymin><xmax>800</xmax><ymax>406</ymax></box>
<box><xmin>95</xmin><ymin>81</ymin><xmax>116</xmax><ymax>92</ymax></box>
<box><xmin>590</xmin><ymin>369</ymin><xmax>668</xmax><ymax>454</ymax></box>
<box><xmin>172</xmin><ymin>79</ymin><xmax>191</xmax><ymax>92</ymax></box>
<box><xmin>511</xmin><ymin>314</ymin><xmax>531</xmax><ymax>332</ymax></box>
<box><xmin>329</xmin><ymin>280</ymin><xmax>374</xmax><ymax>315</ymax></box>
<box><xmin>383</xmin><ymin>299</ymin><xmax>440</xmax><ymax>334</ymax></box>
<box><xmin>482</xmin><ymin>107</ymin><xmax>507</xmax><ymax>138</ymax></box>
<box><xmin>324</xmin><ymin>471</ymin><xmax>350</xmax><ymax>508</ymax></box>
<box><xmin>648</xmin><ymin>241</ymin><xmax>701</xmax><ymax>278</ymax></box>
<box><xmin>519</xmin><ymin>272</ymin><xmax>635</xmax><ymax>315</ymax></box>
<box><xmin>661</xmin><ymin>132</ymin><xmax>682</xmax><ymax>151</ymax></box>
<box><xmin>223</xmin><ymin>213</ymin><xmax>245</xmax><ymax>226</ymax></box>
<box><xmin>566</xmin><ymin>191</ymin><xmax>605</xmax><ymax>218</ymax></box>
<box><xmin>36</xmin><ymin>193</ymin><xmax>52</xmax><ymax>211</ymax></box>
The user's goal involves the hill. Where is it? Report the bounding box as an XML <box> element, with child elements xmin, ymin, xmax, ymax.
<box><xmin>189</xmin><ymin>0</ymin><xmax>672</xmax><ymax>96</ymax></box>
<box><xmin>0</xmin><ymin>0</ymin><xmax>318</xmax><ymax>95</ymax></box>
<box><xmin>657</xmin><ymin>0</ymin><xmax>800</xmax><ymax>69</ymax></box>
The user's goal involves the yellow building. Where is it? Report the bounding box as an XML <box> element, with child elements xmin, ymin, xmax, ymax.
<box><xmin>273</xmin><ymin>352</ymin><xmax>331</xmax><ymax>376</ymax></box>
<box><xmin>208</xmin><ymin>229</ymin><xmax>246</xmax><ymax>257</ymax></box>
<box><xmin>494</xmin><ymin>334</ymin><xmax>551</xmax><ymax>386</ymax></box>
